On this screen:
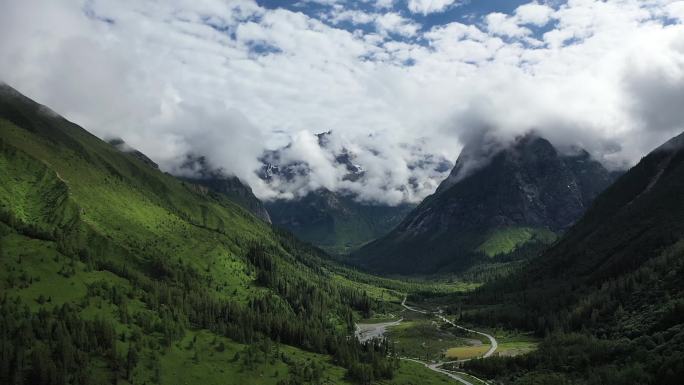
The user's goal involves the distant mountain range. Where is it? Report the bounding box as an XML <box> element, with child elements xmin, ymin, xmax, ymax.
<box><xmin>258</xmin><ymin>131</ymin><xmax>425</xmax><ymax>254</ymax></box>
<box><xmin>353</xmin><ymin>134</ymin><xmax>621</xmax><ymax>274</ymax></box>
<box><xmin>107</xmin><ymin>127</ymin><xmax>419</xmax><ymax>254</ymax></box>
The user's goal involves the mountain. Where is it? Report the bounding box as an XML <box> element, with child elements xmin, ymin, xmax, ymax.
<box><xmin>354</xmin><ymin>134</ymin><xmax>618</xmax><ymax>274</ymax></box>
<box><xmin>522</xmin><ymin>132</ymin><xmax>684</xmax><ymax>281</ymax></box>
<box><xmin>0</xmin><ymin>83</ymin><xmax>413</xmax><ymax>384</ymax></box>
<box><xmin>266</xmin><ymin>190</ymin><xmax>414</xmax><ymax>254</ymax></box>
<box><xmin>107</xmin><ymin>139</ymin><xmax>272</xmax><ymax>223</ymax></box>
<box><xmin>108</xmin><ymin>137</ymin><xmax>160</xmax><ymax>169</ymax></box>
<box><xmin>459</xmin><ymin>131</ymin><xmax>684</xmax><ymax>385</ymax></box>
<box><xmin>259</xmin><ymin>132</ymin><xmax>419</xmax><ymax>254</ymax></box>
<box><xmin>178</xmin><ymin>154</ymin><xmax>272</xmax><ymax>223</ymax></box>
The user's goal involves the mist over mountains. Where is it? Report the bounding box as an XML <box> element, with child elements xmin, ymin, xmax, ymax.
<box><xmin>4</xmin><ymin>1</ymin><xmax>684</xmax><ymax>209</ymax></box>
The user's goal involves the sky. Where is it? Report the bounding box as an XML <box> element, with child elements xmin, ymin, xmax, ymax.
<box><xmin>2</xmin><ymin>0</ymin><xmax>684</xmax><ymax>205</ymax></box>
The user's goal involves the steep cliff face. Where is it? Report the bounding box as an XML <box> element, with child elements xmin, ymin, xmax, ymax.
<box><xmin>354</xmin><ymin>134</ymin><xmax>619</xmax><ymax>275</ymax></box>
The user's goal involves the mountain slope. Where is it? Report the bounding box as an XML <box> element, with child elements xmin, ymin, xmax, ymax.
<box><xmin>529</xmin><ymin>132</ymin><xmax>684</xmax><ymax>280</ymax></box>
<box><xmin>354</xmin><ymin>134</ymin><xmax>617</xmax><ymax>274</ymax></box>
<box><xmin>266</xmin><ymin>190</ymin><xmax>413</xmax><ymax>254</ymax></box>
<box><xmin>460</xmin><ymin>131</ymin><xmax>684</xmax><ymax>385</ymax></box>
<box><xmin>178</xmin><ymin>154</ymin><xmax>272</xmax><ymax>223</ymax></box>
<box><xmin>0</xmin><ymin>84</ymin><xmax>409</xmax><ymax>385</ymax></box>
<box><xmin>107</xmin><ymin>140</ymin><xmax>273</xmax><ymax>224</ymax></box>
<box><xmin>188</xmin><ymin>173</ymin><xmax>272</xmax><ymax>223</ymax></box>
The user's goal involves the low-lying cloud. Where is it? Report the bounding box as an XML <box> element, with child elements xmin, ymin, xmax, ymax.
<box><xmin>2</xmin><ymin>0</ymin><xmax>684</xmax><ymax>205</ymax></box>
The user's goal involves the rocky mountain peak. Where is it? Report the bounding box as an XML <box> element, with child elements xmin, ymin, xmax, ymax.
<box><xmin>353</xmin><ymin>133</ymin><xmax>620</xmax><ymax>274</ymax></box>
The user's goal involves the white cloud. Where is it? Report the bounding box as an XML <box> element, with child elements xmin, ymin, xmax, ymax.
<box><xmin>375</xmin><ymin>12</ymin><xmax>421</xmax><ymax>37</ymax></box>
<box><xmin>2</xmin><ymin>0</ymin><xmax>684</xmax><ymax>205</ymax></box>
<box><xmin>327</xmin><ymin>9</ymin><xmax>377</xmax><ymax>25</ymax></box>
<box><xmin>485</xmin><ymin>12</ymin><xmax>531</xmax><ymax>37</ymax></box>
<box><xmin>484</xmin><ymin>3</ymin><xmax>554</xmax><ymax>38</ymax></box>
<box><xmin>325</xmin><ymin>8</ymin><xmax>419</xmax><ymax>38</ymax></box>
<box><xmin>407</xmin><ymin>0</ymin><xmax>461</xmax><ymax>15</ymax></box>
<box><xmin>665</xmin><ymin>1</ymin><xmax>684</xmax><ymax>21</ymax></box>
<box><xmin>515</xmin><ymin>2</ymin><xmax>554</xmax><ymax>26</ymax></box>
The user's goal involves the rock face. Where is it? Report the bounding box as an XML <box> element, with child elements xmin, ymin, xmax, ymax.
<box><xmin>353</xmin><ymin>134</ymin><xmax>620</xmax><ymax>275</ymax></box>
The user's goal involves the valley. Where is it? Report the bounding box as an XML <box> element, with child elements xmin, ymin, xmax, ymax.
<box><xmin>4</xmin><ymin>1</ymin><xmax>684</xmax><ymax>385</ymax></box>
<box><xmin>0</xmin><ymin>84</ymin><xmax>505</xmax><ymax>385</ymax></box>
<box><xmin>355</xmin><ymin>295</ymin><xmax>536</xmax><ymax>385</ymax></box>
<box><xmin>2</xmin><ymin>42</ymin><xmax>684</xmax><ymax>385</ymax></box>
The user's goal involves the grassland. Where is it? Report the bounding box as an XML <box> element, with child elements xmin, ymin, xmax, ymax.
<box><xmin>385</xmin><ymin>309</ymin><xmax>484</xmax><ymax>362</ymax></box>
<box><xmin>451</xmin><ymin>371</ymin><xmax>490</xmax><ymax>385</ymax></box>
<box><xmin>489</xmin><ymin>330</ymin><xmax>539</xmax><ymax>358</ymax></box>
<box><xmin>444</xmin><ymin>345</ymin><xmax>491</xmax><ymax>360</ymax></box>
<box><xmin>476</xmin><ymin>227</ymin><xmax>557</xmax><ymax>257</ymax></box>
<box><xmin>376</xmin><ymin>360</ymin><xmax>455</xmax><ymax>385</ymax></box>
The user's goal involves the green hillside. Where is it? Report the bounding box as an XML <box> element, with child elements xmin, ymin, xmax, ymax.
<box><xmin>476</xmin><ymin>227</ymin><xmax>557</xmax><ymax>258</ymax></box>
<box><xmin>450</xmin><ymin>132</ymin><xmax>684</xmax><ymax>385</ymax></box>
<box><xmin>0</xmin><ymin>84</ymin><xmax>460</xmax><ymax>385</ymax></box>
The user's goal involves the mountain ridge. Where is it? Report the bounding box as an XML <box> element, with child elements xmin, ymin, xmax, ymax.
<box><xmin>178</xmin><ymin>154</ymin><xmax>272</xmax><ymax>223</ymax></box>
<box><xmin>353</xmin><ymin>133</ymin><xmax>619</xmax><ymax>274</ymax></box>
<box><xmin>459</xmin><ymin>130</ymin><xmax>684</xmax><ymax>385</ymax></box>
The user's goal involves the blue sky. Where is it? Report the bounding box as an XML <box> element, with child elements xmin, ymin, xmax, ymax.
<box><xmin>256</xmin><ymin>0</ymin><xmax>557</xmax><ymax>37</ymax></box>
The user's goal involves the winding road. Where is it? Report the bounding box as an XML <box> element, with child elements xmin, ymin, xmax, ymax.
<box><xmin>389</xmin><ymin>297</ymin><xmax>496</xmax><ymax>384</ymax></box>
<box><xmin>400</xmin><ymin>296</ymin><xmax>497</xmax><ymax>359</ymax></box>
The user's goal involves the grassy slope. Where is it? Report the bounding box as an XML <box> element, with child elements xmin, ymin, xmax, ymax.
<box><xmin>0</xmin><ymin>85</ymin><xmax>466</xmax><ymax>385</ymax></box>
<box><xmin>0</xmin><ymin>222</ymin><xmax>360</xmax><ymax>384</ymax></box>
<box><xmin>0</xmin><ymin>89</ymin><xmax>335</xmax><ymax>381</ymax></box>
<box><xmin>476</xmin><ymin>227</ymin><xmax>556</xmax><ymax>257</ymax></box>
<box><xmin>0</xmin><ymin>107</ymin><xmax>263</xmax><ymax>300</ymax></box>
<box><xmin>375</xmin><ymin>360</ymin><xmax>455</xmax><ymax>385</ymax></box>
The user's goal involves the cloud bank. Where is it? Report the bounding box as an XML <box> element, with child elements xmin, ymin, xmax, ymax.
<box><xmin>2</xmin><ymin>0</ymin><xmax>684</xmax><ymax>205</ymax></box>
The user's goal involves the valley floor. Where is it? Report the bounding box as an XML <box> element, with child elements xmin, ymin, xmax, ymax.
<box><xmin>356</xmin><ymin>295</ymin><xmax>539</xmax><ymax>385</ymax></box>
